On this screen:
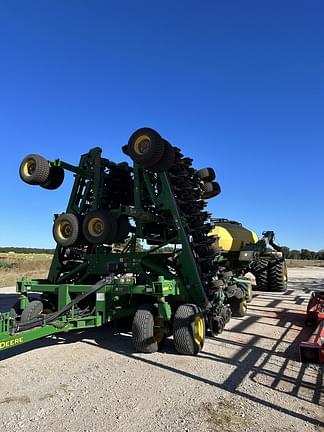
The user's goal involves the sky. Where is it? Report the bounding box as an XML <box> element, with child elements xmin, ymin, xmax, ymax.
<box><xmin>0</xmin><ymin>1</ymin><xmax>323</xmax><ymax>250</ymax></box>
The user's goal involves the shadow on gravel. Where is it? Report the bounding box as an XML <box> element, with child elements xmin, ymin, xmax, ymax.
<box><xmin>0</xmin><ymin>289</ymin><xmax>323</xmax><ymax>428</ymax></box>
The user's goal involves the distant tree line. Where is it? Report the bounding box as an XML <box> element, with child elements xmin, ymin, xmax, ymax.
<box><xmin>0</xmin><ymin>247</ymin><xmax>55</xmax><ymax>254</ymax></box>
<box><xmin>0</xmin><ymin>246</ymin><xmax>323</xmax><ymax>260</ymax></box>
<box><xmin>281</xmin><ymin>247</ymin><xmax>324</xmax><ymax>260</ymax></box>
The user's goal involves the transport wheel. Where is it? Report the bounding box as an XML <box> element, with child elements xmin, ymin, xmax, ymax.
<box><xmin>149</xmin><ymin>140</ymin><xmax>175</xmax><ymax>172</ymax></box>
<box><xmin>41</xmin><ymin>166</ymin><xmax>65</xmax><ymax>190</ymax></box>
<box><xmin>53</xmin><ymin>213</ymin><xmax>80</xmax><ymax>247</ymax></box>
<box><xmin>173</xmin><ymin>304</ymin><xmax>205</xmax><ymax>355</ymax></box>
<box><xmin>127</xmin><ymin>128</ymin><xmax>165</xmax><ymax>168</ymax></box>
<box><xmin>251</xmin><ymin>259</ymin><xmax>268</xmax><ymax>290</ymax></box>
<box><xmin>196</xmin><ymin>167</ymin><xmax>216</xmax><ymax>182</ymax></box>
<box><xmin>20</xmin><ymin>300</ymin><xmax>43</xmax><ymax>323</ymax></box>
<box><xmin>19</xmin><ymin>154</ymin><xmax>50</xmax><ymax>185</ymax></box>
<box><xmin>268</xmin><ymin>258</ymin><xmax>288</xmax><ymax>292</ymax></box>
<box><xmin>83</xmin><ymin>210</ymin><xmax>117</xmax><ymax>244</ymax></box>
<box><xmin>132</xmin><ymin>304</ymin><xmax>165</xmax><ymax>353</ymax></box>
<box><xmin>201</xmin><ymin>181</ymin><xmax>221</xmax><ymax>199</ymax></box>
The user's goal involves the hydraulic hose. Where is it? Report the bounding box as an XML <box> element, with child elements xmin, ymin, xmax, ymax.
<box><xmin>13</xmin><ymin>278</ymin><xmax>111</xmax><ymax>333</ymax></box>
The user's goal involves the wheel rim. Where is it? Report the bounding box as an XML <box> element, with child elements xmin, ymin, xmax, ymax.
<box><xmin>23</xmin><ymin>158</ymin><xmax>36</xmax><ymax>177</ymax></box>
<box><xmin>133</xmin><ymin>135</ymin><xmax>151</xmax><ymax>155</ymax></box>
<box><xmin>57</xmin><ymin>220</ymin><xmax>73</xmax><ymax>240</ymax></box>
<box><xmin>88</xmin><ymin>217</ymin><xmax>104</xmax><ymax>237</ymax></box>
<box><xmin>193</xmin><ymin>315</ymin><xmax>205</xmax><ymax>346</ymax></box>
<box><xmin>241</xmin><ymin>299</ymin><xmax>247</xmax><ymax>313</ymax></box>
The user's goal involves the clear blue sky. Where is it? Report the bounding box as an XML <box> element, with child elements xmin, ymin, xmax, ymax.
<box><xmin>0</xmin><ymin>1</ymin><xmax>323</xmax><ymax>250</ymax></box>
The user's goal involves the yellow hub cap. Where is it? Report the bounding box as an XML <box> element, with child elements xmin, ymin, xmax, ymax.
<box><xmin>23</xmin><ymin>158</ymin><xmax>36</xmax><ymax>177</ymax></box>
<box><xmin>133</xmin><ymin>135</ymin><xmax>151</xmax><ymax>155</ymax></box>
<box><xmin>193</xmin><ymin>315</ymin><xmax>205</xmax><ymax>346</ymax></box>
<box><xmin>57</xmin><ymin>220</ymin><xmax>73</xmax><ymax>240</ymax></box>
<box><xmin>88</xmin><ymin>218</ymin><xmax>104</xmax><ymax>237</ymax></box>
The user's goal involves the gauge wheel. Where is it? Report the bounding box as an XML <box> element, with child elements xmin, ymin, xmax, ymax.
<box><xmin>20</xmin><ymin>300</ymin><xmax>43</xmax><ymax>323</ymax></box>
<box><xmin>41</xmin><ymin>166</ymin><xmax>65</xmax><ymax>190</ymax></box>
<box><xmin>82</xmin><ymin>210</ymin><xmax>117</xmax><ymax>244</ymax></box>
<box><xmin>173</xmin><ymin>304</ymin><xmax>205</xmax><ymax>355</ymax></box>
<box><xmin>19</xmin><ymin>154</ymin><xmax>50</xmax><ymax>185</ymax></box>
<box><xmin>53</xmin><ymin>213</ymin><xmax>80</xmax><ymax>247</ymax></box>
<box><xmin>196</xmin><ymin>167</ymin><xmax>216</xmax><ymax>182</ymax></box>
<box><xmin>127</xmin><ymin>128</ymin><xmax>165</xmax><ymax>168</ymax></box>
<box><xmin>149</xmin><ymin>140</ymin><xmax>175</xmax><ymax>172</ymax></box>
<box><xmin>201</xmin><ymin>181</ymin><xmax>221</xmax><ymax>199</ymax></box>
<box><xmin>132</xmin><ymin>304</ymin><xmax>166</xmax><ymax>353</ymax></box>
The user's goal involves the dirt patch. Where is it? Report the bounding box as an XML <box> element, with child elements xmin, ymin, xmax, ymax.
<box><xmin>0</xmin><ymin>253</ymin><xmax>52</xmax><ymax>287</ymax></box>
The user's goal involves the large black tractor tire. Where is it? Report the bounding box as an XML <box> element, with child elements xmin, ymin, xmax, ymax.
<box><xmin>251</xmin><ymin>259</ymin><xmax>269</xmax><ymax>290</ymax></box>
<box><xmin>268</xmin><ymin>258</ymin><xmax>288</xmax><ymax>292</ymax></box>
<box><xmin>127</xmin><ymin>128</ymin><xmax>165</xmax><ymax>168</ymax></box>
<box><xmin>19</xmin><ymin>154</ymin><xmax>50</xmax><ymax>185</ymax></box>
<box><xmin>41</xmin><ymin>166</ymin><xmax>65</xmax><ymax>190</ymax></box>
<box><xmin>201</xmin><ymin>181</ymin><xmax>221</xmax><ymax>199</ymax></box>
<box><xmin>173</xmin><ymin>304</ymin><xmax>205</xmax><ymax>355</ymax></box>
<box><xmin>149</xmin><ymin>139</ymin><xmax>175</xmax><ymax>172</ymax></box>
<box><xmin>53</xmin><ymin>213</ymin><xmax>80</xmax><ymax>247</ymax></box>
<box><xmin>20</xmin><ymin>300</ymin><xmax>43</xmax><ymax>323</ymax></box>
<box><xmin>132</xmin><ymin>304</ymin><xmax>165</xmax><ymax>353</ymax></box>
<box><xmin>196</xmin><ymin>167</ymin><xmax>216</xmax><ymax>182</ymax></box>
<box><xmin>82</xmin><ymin>210</ymin><xmax>117</xmax><ymax>245</ymax></box>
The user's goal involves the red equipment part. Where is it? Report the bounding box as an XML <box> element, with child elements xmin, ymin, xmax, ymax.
<box><xmin>299</xmin><ymin>291</ymin><xmax>324</xmax><ymax>364</ymax></box>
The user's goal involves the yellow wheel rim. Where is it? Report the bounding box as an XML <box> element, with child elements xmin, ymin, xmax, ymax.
<box><xmin>133</xmin><ymin>135</ymin><xmax>151</xmax><ymax>155</ymax></box>
<box><xmin>88</xmin><ymin>217</ymin><xmax>104</xmax><ymax>237</ymax></box>
<box><xmin>241</xmin><ymin>299</ymin><xmax>247</xmax><ymax>310</ymax></box>
<box><xmin>57</xmin><ymin>220</ymin><xmax>73</xmax><ymax>240</ymax></box>
<box><xmin>23</xmin><ymin>158</ymin><xmax>36</xmax><ymax>178</ymax></box>
<box><xmin>193</xmin><ymin>315</ymin><xmax>205</xmax><ymax>346</ymax></box>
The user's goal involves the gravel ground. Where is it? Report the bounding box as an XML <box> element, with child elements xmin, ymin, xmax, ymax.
<box><xmin>0</xmin><ymin>267</ymin><xmax>323</xmax><ymax>432</ymax></box>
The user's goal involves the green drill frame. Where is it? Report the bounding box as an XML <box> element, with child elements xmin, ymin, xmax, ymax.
<box><xmin>1</xmin><ymin>145</ymin><xmax>217</xmax><ymax>352</ymax></box>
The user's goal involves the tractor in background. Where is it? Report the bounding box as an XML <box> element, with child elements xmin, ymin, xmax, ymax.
<box><xmin>209</xmin><ymin>219</ymin><xmax>288</xmax><ymax>292</ymax></box>
<box><xmin>0</xmin><ymin>128</ymin><xmax>251</xmax><ymax>355</ymax></box>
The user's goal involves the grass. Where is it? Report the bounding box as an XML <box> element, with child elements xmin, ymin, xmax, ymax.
<box><xmin>286</xmin><ymin>259</ymin><xmax>324</xmax><ymax>268</ymax></box>
<box><xmin>1</xmin><ymin>253</ymin><xmax>323</xmax><ymax>288</ymax></box>
<box><xmin>0</xmin><ymin>253</ymin><xmax>52</xmax><ymax>288</ymax></box>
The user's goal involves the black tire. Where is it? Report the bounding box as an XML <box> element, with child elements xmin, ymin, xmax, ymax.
<box><xmin>82</xmin><ymin>210</ymin><xmax>117</xmax><ymax>244</ymax></box>
<box><xmin>251</xmin><ymin>259</ymin><xmax>269</xmax><ymax>290</ymax></box>
<box><xmin>127</xmin><ymin>128</ymin><xmax>165</xmax><ymax>168</ymax></box>
<box><xmin>41</xmin><ymin>166</ymin><xmax>65</xmax><ymax>190</ymax></box>
<box><xmin>201</xmin><ymin>181</ymin><xmax>221</xmax><ymax>199</ymax></box>
<box><xmin>19</xmin><ymin>154</ymin><xmax>50</xmax><ymax>185</ymax></box>
<box><xmin>173</xmin><ymin>304</ymin><xmax>205</xmax><ymax>355</ymax></box>
<box><xmin>196</xmin><ymin>167</ymin><xmax>216</xmax><ymax>182</ymax></box>
<box><xmin>268</xmin><ymin>259</ymin><xmax>288</xmax><ymax>292</ymax></box>
<box><xmin>20</xmin><ymin>300</ymin><xmax>43</xmax><ymax>323</ymax></box>
<box><xmin>149</xmin><ymin>140</ymin><xmax>175</xmax><ymax>172</ymax></box>
<box><xmin>132</xmin><ymin>304</ymin><xmax>165</xmax><ymax>353</ymax></box>
<box><xmin>115</xmin><ymin>215</ymin><xmax>131</xmax><ymax>243</ymax></box>
<box><xmin>228</xmin><ymin>298</ymin><xmax>248</xmax><ymax>317</ymax></box>
<box><xmin>53</xmin><ymin>213</ymin><xmax>80</xmax><ymax>247</ymax></box>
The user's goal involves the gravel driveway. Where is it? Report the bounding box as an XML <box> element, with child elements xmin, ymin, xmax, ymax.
<box><xmin>0</xmin><ymin>268</ymin><xmax>323</xmax><ymax>432</ymax></box>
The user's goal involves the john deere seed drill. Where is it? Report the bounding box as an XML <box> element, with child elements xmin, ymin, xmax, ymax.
<box><xmin>0</xmin><ymin>128</ymin><xmax>249</xmax><ymax>355</ymax></box>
